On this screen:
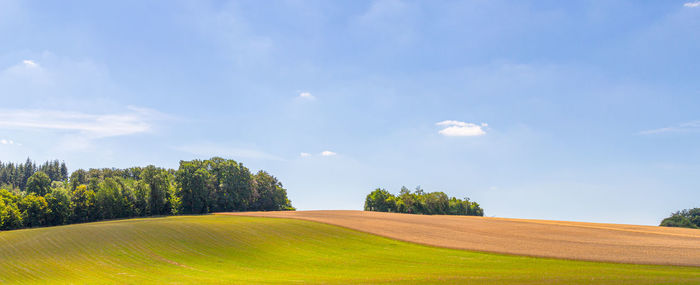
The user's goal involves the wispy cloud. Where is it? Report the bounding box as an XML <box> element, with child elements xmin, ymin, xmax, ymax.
<box><xmin>321</xmin><ymin>150</ymin><xmax>337</xmax><ymax>156</ymax></box>
<box><xmin>0</xmin><ymin>106</ymin><xmax>165</xmax><ymax>138</ymax></box>
<box><xmin>639</xmin><ymin>121</ymin><xmax>700</xmax><ymax>135</ymax></box>
<box><xmin>175</xmin><ymin>143</ymin><xmax>283</xmax><ymax>161</ymax></box>
<box><xmin>0</xmin><ymin>139</ymin><xmax>15</xmax><ymax>145</ymax></box>
<box><xmin>298</xmin><ymin>91</ymin><xmax>315</xmax><ymax>100</ymax></box>
<box><xmin>300</xmin><ymin>152</ymin><xmax>311</xmax><ymax>157</ymax></box>
<box><xmin>436</xmin><ymin>120</ymin><xmax>487</xmax><ymax>137</ymax></box>
<box><xmin>684</xmin><ymin>1</ymin><xmax>700</xmax><ymax>8</ymax></box>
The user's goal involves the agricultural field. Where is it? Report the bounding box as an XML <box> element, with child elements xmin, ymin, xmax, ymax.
<box><xmin>228</xmin><ymin>210</ymin><xmax>700</xmax><ymax>266</ymax></box>
<box><xmin>1</xmin><ymin>214</ymin><xmax>699</xmax><ymax>284</ymax></box>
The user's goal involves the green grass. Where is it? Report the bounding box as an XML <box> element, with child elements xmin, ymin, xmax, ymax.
<box><xmin>0</xmin><ymin>215</ymin><xmax>698</xmax><ymax>284</ymax></box>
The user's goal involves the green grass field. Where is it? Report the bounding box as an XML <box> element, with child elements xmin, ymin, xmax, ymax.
<box><xmin>0</xmin><ymin>215</ymin><xmax>698</xmax><ymax>284</ymax></box>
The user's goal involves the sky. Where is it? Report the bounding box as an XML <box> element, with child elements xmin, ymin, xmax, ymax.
<box><xmin>0</xmin><ymin>0</ymin><xmax>699</xmax><ymax>225</ymax></box>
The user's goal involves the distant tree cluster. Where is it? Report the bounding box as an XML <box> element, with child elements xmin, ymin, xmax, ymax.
<box><xmin>0</xmin><ymin>159</ymin><xmax>68</xmax><ymax>191</ymax></box>
<box><xmin>364</xmin><ymin>186</ymin><xmax>483</xmax><ymax>216</ymax></box>
<box><xmin>0</xmin><ymin>157</ymin><xmax>294</xmax><ymax>230</ymax></box>
<box><xmin>660</xmin><ymin>208</ymin><xmax>700</xmax><ymax>229</ymax></box>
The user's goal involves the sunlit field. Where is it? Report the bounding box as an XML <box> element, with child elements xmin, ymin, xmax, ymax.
<box><xmin>0</xmin><ymin>215</ymin><xmax>698</xmax><ymax>284</ymax></box>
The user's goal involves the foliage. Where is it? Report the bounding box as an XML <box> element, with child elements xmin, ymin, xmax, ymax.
<box><xmin>660</xmin><ymin>208</ymin><xmax>700</xmax><ymax>229</ymax></box>
<box><xmin>0</xmin><ymin>189</ymin><xmax>22</xmax><ymax>230</ymax></box>
<box><xmin>0</xmin><ymin>157</ymin><xmax>293</xmax><ymax>231</ymax></box>
<box><xmin>365</xmin><ymin>186</ymin><xmax>483</xmax><ymax>216</ymax></box>
<box><xmin>19</xmin><ymin>194</ymin><xmax>48</xmax><ymax>227</ymax></box>
<box><xmin>254</xmin><ymin>171</ymin><xmax>295</xmax><ymax>211</ymax></box>
<box><xmin>45</xmin><ymin>188</ymin><xmax>71</xmax><ymax>226</ymax></box>
<box><xmin>0</xmin><ymin>159</ymin><xmax>67</xmax><ymax>190</ymax></box>
<box><xmin>26</xmin><ymin>171</ymin><xmax>52</xmax><ymax>196</ymax></box>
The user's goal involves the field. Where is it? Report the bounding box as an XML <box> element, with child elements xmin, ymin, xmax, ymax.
<box><xmin>1</xmin><ymin>214</ymin><xmax>699</xmax><ymax>284</ymax></box>
<box><xmin>225</xmin><ymin>210</ymin><xmax>700</xmax><ymax>266</ymax></box>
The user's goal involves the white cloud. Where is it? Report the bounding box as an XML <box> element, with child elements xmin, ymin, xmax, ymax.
<box><xmin>639</xmin><ymin>121</ymin><xmax>700</xmax><ymax>135</ymax></box>
<box><xmin>300</xmin><ymin>152</ymin><xmax>311</xmax><ymax>157</ymax></box>
<box><xmin>0</xmin><ymin>106</ymin><xmax>164</xmax><ymax>138</ymax></box>
<box><xmin>684</xmin><ymin>1</ymin><xmax>700</xmax><ymax>8</ymax></box>
<box><xmin>298</xmin><ymin>91</ymin><xmax>315</xmax><ymax>100</ymax></box>
<box><xmin>436</xmin><ymin>120</ymin><xmax>487</xmax><ymax>137</ymax></box>
<box><xmin>22</xmin><ymin>60</ymin><xmax>38</xmax><ymax>68</ymax></box>
<box><xmin>0</xmin><ymin>139</ymin><xmax>14</xmax><ymax>145</ymax></box>
<box><xmin>320</xmin><ymin>150</ymin><xmax>337</xmax><ymax>156</ymax></box>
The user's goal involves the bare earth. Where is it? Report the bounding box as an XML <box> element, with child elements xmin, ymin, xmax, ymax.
<box><xmin>219</xmin><ymin>210</ymin><xmax>700</xmax><ymax>266</ymax></box>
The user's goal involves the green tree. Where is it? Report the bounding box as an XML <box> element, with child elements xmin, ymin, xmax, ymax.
<box><xmin>364</xmin><ymin>188</ymin><xmax>395</xmax><ymax>212</ymax></box>
<box><xmin>660</xmin><ymin>208</ymin><xmax>700</xmax><ymax>229</ymax></box>
<box><xmin>176</xmin><ymin>161</ymin><xmax>212</xmax><ymax>214</ymax></box>
<box><xmin>117</xmin><ymin>178</ymin><xmax>137</xmax><ymax>218</ymax></box>
<box><xmin>132</xmin><ymin>180</ymin><xmax>150</xmax><ymax>216</ymax></box>
<box><xmin>216</xmin><ymin>160</ymin><xmax>254</xmax><ymax>211</ymax></box>
<box><xmin>365</xmin><ymin>187</ymin><xmax>483</xmax><ymax>216</ymax></box>
<box><xmin>71</xmin><ymin>185</ymin><xmax>96</xmax><ymax>223</ymax></box>
<box><xmin>70</xmin><ymin>169</ymin><xmax>88</xmax><ymax>190</ymax></box>
<box><xmin>45</xmin><ymin>188</ymin><xmax>71</xmax><ymax>226</ymax></box>
<box><xmin>140</xmin><ymin>166</ymin><xmax>172</xmax><ymax>215</ymax></box>
<box><xmin>1</xmin><ymin>157</ymin><xmax>293</xmax><ymax>231</ymax></box>
<box><xmin>0</xmin><ymin>189</ymin><xmax>24</xmax><ymax>230</ymax></box>
<box><xmin>26</xmin><ymin>171</ymin><xmax>51</xmax><ymax>196</ymax></box>
<box><xmin>96</xmin><ymin>178</ymin><xmax>122</xmax><ymax>219</ymax></box>
<box><xmin>19</xmin><ymin>194</ymin><xmax>48</xmax><ymax>227</ymax></box>
<box><xmin>0</xmin><ymin>198</ymin><xmax>23</xmax><ymax>230</ymax></box>
<box><xmin>424</xmin><ymin>192</ymin><xmax>449</xmax><ymax>215</ymax></box>
<box><xmin>253</xmin><ymin>171</ymin><xmax>293</xmax><ymax>211</ymax></box>
<box><xmin>398</xmin><ymin>187</ymin><xmax>417</xmax><ymax>213</ymax></box>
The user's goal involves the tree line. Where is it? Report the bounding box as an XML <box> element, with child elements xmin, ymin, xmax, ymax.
<box><xmin>0</xmin><ymin>159</ymin><xmax>68</xmax><ymax>191</ymax></box>
<box><xmin>660</xmin><ymin>208</ymin><xmax>699</xmax><ymax>229</ymax></box>
<box><xmin>0</xmin><ymin>157</ymin><xmax>294</xmax><ymax>230</ymax></box>
<box><xmin>364</xmin><ymin>186</ymin><xmax>483</xmax><ymax>216</ymax></box>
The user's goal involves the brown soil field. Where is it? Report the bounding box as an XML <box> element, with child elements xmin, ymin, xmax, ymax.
<box><xmin>219</xmin><ymin>210</ymin><xmax>700</xmax><ymax>266</ymax></box>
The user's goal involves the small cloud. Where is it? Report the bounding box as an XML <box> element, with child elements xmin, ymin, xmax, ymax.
<box><xmin>0</xmin><ymin>139</ymin><xmax>15</xmax><ymax>145</ymax></box>
<box><xmin>436</xmin><ymin>120</ymin><xmax>487</xmax><ymax>137</ymax></box>
<box><xmin>22</xmin><ymin>60</ymin><xmax>39</xmax><ymax>68</ymax></box>
<box><xmin>300</xmin><ymin>152</ymin><xmax>311</xmax><ymax>157</ymax></box>
<box><xmin>684</xmin><ymin>1</ymin><xmax>700</xmax><ymax>8</ymax></box>
<box><xmin>298</xmin><ymin>91</ymin><xmax>315</xmax><ymax>100</ymax></box>
<box><xmin>639</xmin><ymin>120</ymin><xmax>700</xmax><ymax>135</ymax></box>
<box><xmin>320</xmin><ymin>150</ymin><xmax>337</xmax><ymax>156</ymax></box>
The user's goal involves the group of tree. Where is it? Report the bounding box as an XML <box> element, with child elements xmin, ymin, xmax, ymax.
<box><xmin>660</xmin><ymin>208</ymin><xmax>700</xmax><ymax>229</ymax></box>
<box><xmin>0</xmin><ymin>157</ymin><xmax>294</xmax><ymax>230</ymax></box>
<box><xmin>364</xmin><ymin>186</ymin><xmax>483</xmax><ymax>216</ymax></box>
<box><xmin>0</xmin><ymin>159</ymin><xmax>68</xmax><ymax>191</ymax></box>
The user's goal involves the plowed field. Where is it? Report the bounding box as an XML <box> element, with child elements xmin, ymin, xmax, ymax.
<box><xmin>223</xmin><ymin>210</ymin><xmax>700</xmax><ymax>266</ymax></box>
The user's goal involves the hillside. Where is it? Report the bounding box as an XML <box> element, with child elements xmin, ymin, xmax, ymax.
<box><xmin>225</xmin><ymin>210</ymin><xmax>700</xmax><ymax>266</ymax></box>
<box><xmin>0</xmin><ymin>215</ymin><xmax>698</xmax><ymax>284</ymax></box>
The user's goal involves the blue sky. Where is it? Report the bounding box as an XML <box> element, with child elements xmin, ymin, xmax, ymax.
<box><xmin>1</xmin><ymin>0</ymin><xmax>699</xmax><ymax>225</ymax></box>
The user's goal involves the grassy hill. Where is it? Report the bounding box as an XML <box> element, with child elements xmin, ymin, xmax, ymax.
<box><xmin>0</xmin><ymin>215</ymin><xmax>698</xmax><ymax>284</ymax></box>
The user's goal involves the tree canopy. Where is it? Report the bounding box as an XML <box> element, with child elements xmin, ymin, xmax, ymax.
<box><xmin>364</xmin><ymin>186</ymin><xmax>483</xmax><ymax>216</ymax></box>
<box><xmin>660</xmin><ymin>208</ymin><xmax>700</xmax><ymax>229</ymax></box>
<box><xmin>0</xmin><ymin>157</ymin><xmax>294</xmax><ymax>231</ymax></box>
